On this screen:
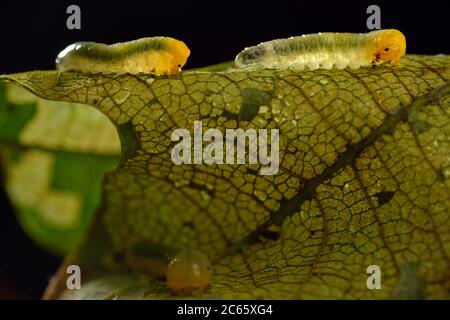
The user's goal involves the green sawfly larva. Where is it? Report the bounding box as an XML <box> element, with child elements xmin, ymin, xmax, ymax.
<box><xmin>235</xmin><ymin>29</ymin><xmax>406</xmax><ymax>70</ymax></box>
<box><xmin>56</xmin><ymin>37</ymin><xmax>190</xmax><ymax>75</ymax></box>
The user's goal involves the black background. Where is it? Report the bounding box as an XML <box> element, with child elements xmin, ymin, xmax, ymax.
<box><xmin>0</xmin><ymin>0</ymin><xmax>448</xmax><ymax>299</ymax></box>
<box><xmin>0</xmin><ymin>0</ymin><xmax>449</xmax><ymax>74</ymax></box>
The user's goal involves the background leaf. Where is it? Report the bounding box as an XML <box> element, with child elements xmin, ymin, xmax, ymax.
<box><xmin>0</xmin><ymin>85</ymin><xmax>120</xmax><ymax>254</ymax></box>
<box><xmin>1</xmin><ymin>55</ymin><xmax>449</xmax><ymax>299</ymax></box>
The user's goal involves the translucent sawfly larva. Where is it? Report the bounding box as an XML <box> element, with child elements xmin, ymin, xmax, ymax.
<box><xmin>106</xmin><ymin>245</ymin><xmax>213</xmax><ymax>296</ymax></box>
<box><xmin>166</xmin><ymin>249</ymin><xmax>212</xmax><ymax>296</ymax></box>
<box><xmin>56</xmin><ymin>37</ymin><xmax>190</xmax><ymax>75</ymax></box>
<box><xmin>235</xmin><ymin>29</ymin><xmax>406</xmax><ymax>70</ymax></box>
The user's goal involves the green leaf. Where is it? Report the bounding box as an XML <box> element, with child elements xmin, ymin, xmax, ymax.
<box><xmin>0</xmin><ymin>84</ymin><xmax>120</xmax><ymax>254</ymax></box>
<box><xmin>1</xmin><ymin>54</ymin><xmax>449</xmax><ymax>299</ymax></box>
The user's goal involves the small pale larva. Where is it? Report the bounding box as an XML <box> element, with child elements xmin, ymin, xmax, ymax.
<box><xmin>56</xmin><ymin>37</ymin><xmax>190</xmax><ymax>75</ymax></box>
<box><xmin>166</xmin><ymin>249</ymin><xmax>212</xmax><ymax>296</ymax></box>
<box><xmin>105</xmin><ymin>244</ymin><xmax>212</xmax><ymax>296</ymax></box>
<box><xmin>235</xmin><ymin>29</ymin><xmax>406</xmax><ymax>70</ymax></box>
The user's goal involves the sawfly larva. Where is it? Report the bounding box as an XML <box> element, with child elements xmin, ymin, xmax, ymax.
<box><xmin>235</xmin><ymin>29</ymin><xmax>406</xmax><ymax>70</ymax></box>
<box><xmin>105</xmin><ymin>244</ymin><xmax>212</xmax><ymax>296</ymax></box>
<box><xmin>166</xmin><ymin>249</ymin><xmax>212</xmax><ymax>296</ymax></box>
<box><xmin>56</xmin><ymin>37</ymin><xmax>190</xmax><ymax>75</ymax></box>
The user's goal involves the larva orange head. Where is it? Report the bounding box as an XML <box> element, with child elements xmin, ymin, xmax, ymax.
<box><xmin>166</xmin><ymin>249</ymin><xmax>212</xmax><ymax>296</ymax></box>
<box><xmin>370</xmin><ymin>29</ymin><xmax>406</xmax><ymax>65</ymax></box>
<box><xmin>166</xmin><ymin>38</ymin><xmax>191</xmax><ymax>73</ymax></box>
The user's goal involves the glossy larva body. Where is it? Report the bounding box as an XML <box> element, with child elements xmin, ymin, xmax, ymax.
<box><xmin>56</xmin><ymin>37</ymin><xmax>190</xmax><ymax>75</ymax></box>
<box><xmin>108</xmin><ymin>245</ymin><xmax>212</xmax><ymax>296</ymax></box>
<box><xmin>235</xmin><ymin>29</ymin><xmax>406</xmax><ymax>70</ymax></box>
<box><xmin>166</xmin><ymin>249</ymin><xmax>212</xmax><ymax>296</ymax></box>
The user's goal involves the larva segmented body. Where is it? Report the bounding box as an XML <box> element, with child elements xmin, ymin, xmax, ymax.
<box><xmin>56</xmin><ymin>37</ymin><xmax>190</xmax><ymax>75</ymax></box>
<box><xmin>235</xmin><ymin>29</ymin><xmax>406</xmax><ymax>70</ymax></box>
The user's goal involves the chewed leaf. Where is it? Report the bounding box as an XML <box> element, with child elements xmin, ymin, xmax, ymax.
<box><xmin>0</xmin><ymin>85</ymin><xmax>120</xmax><ymax>253</ymax></box>
<box><xmin>0</xmin><ymin>54</ymin><xmax>449</xmax><ymax>299</ymax></box>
